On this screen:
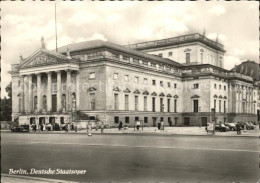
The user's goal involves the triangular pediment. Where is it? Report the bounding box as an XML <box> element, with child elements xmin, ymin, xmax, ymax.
<box><xmin>191</xmin><ymin>95</ymin><xmax>200</xmax><ymax>98</ymax></box>
<box><xmin>19</xmin><ymin>49</ymin><xmax>69</xmax><ymax>68</ymax></box>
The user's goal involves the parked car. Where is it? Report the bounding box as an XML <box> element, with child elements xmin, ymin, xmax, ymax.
<box><xmin>248</xmin><ymin>122</ymin><xmax>256</xmax><ymax>129</ymax></box>
<box><xmin>11</xmin><ymin>125</ymin><xmax>29</xmax><ymax>132</ymax></box>
<box><xmin>225</xmin><ymin>123</ymin><xmax>236</xmax><ymax>131</ymax></box>
<box><xmin>243</xmin><ymin>122</ymin><xmax>254</xmax><ymax>130</ymax></box>
<box><xmin>215</xmin><ymin>124</ymin><xmax>229</xmax><ymax>132</ymax></box>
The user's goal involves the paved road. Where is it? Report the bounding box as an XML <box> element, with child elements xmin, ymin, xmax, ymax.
<box><xmin>1</xmin><ymin>133</ymin><xmax>260</xmax><ymax>182</ymax></box>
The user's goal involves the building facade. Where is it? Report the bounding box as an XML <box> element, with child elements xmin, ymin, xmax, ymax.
<box><xmin>9</xmin><ymin>33</ymin><xmax>258</xmax><ymax>129</ymax></box>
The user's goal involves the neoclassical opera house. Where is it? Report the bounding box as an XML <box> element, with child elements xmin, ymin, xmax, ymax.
<box><xmin>9</xmin><ymin>34</ymin><xmax>259</xmax><ymax>129</ymax></box>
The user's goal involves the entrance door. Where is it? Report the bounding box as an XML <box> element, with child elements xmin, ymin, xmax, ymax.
<box><xmin>30</xmin><ymin>117</ymin><xmax>35</xmax><ymax>125</ymax></box>
<box><xmin>184</xmin><ymin>117</ymin><xmax>190</xmax><ymax>126</ymax></box>
<box><xmin>201</xmin><ymin>117</ymin><xmax>207</xmax><ymax>126</ymax></box>
<box><xmin>52</xmin><ymin>95</ymin><xmax>57</xmax><ymax>112</ymax></box>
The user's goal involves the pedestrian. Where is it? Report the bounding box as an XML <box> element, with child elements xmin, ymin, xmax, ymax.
<box><xmin>118</xmin><ymin>121</ymin><xmax>123</xmax><ymax>130</ymax></box>
<box><xmin>65</xmin><ymin>123</ymin><xmax>68</xmax><ymax>132</ymax></box>
<box><xmin>243</xmin><ymin>123</ymin><xmax>247</xmax><ymax>132</ymax></box>
<box><xmin>101</xmin><ymin>122</ymin><xmax>104</xmax><ymax>133</ymax></box>
<box><xmin>236</xmin><ymin>122</ymin><xmax>240</xmax><ymax>135</ymax></box>
<box><xmin>161</xmin><ymin>121</ymin><xmax>164</xmax><ymax>130</ymax></box>
<box><xmin>158</xmin><ymin>122</ymin><xmax>161</xmax><ymax>130</ymax></box>
<box><xmin>136</xmin><ymin>121</ymin><xmax>140</xmax><ymax>130</ymax></box>
<box><xmin>43</xmin><ymin>124</ymin><xmax>46</xmax><ymax>131</ymax></box>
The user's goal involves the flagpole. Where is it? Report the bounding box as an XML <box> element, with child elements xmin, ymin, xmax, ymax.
<box><xmin>55</xmin><ymin>3</ymin><xmax>58</xmax><ymax>52</ymax></box>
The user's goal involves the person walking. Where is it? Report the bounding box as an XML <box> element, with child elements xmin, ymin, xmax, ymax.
<box><xmin>161</xmin><ymin>121</ymin><xmax>164</xmax><ymax>131</ymax></box>
<box><xmin>158</xmin><ymin>122</ymin><xmax>161</xmax><ymax>130</ymax></box>
<box><xmin>136</xmin><ymin>121</ymin><xmax>140</xmax><ymax>130</ymax></box>
<box><xmin>243</xmin><ymin>123</ymin><xmax>247</xmax><ymax>132</ymax></box>
<box><xmin>100</xmin><ymin>122</ymin><xmax>104</xmax><ymax>133</ymax></box>
<box><xmin>236</xmin><ymin>122</ymin><xmax>240</xmax><ymax>135</ymax></box>
<box><xmin>118</xmin><ymin>121</ymin><xmax>123</xmax><ymax>130</ymax></box>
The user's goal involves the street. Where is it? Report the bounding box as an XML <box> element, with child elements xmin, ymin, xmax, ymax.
<box><xmin>1</xmin><ymin>132</ymin><xmax>260</xmax><ymax>183</ymax></box>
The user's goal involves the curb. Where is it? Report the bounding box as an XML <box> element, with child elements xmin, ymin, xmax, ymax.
<box><xmin>1</xmin><ymin>174</ymin><xmax>78</xmax><ymax>183</ymax></box>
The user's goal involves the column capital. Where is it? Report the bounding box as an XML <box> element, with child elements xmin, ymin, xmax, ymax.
<box><xmin>55</xmin><ymin>70</ymin><xmax>62</xmax><ymax>73</ymax></box>
<box><xmin>65</xmin><ymin>69</ymin><xmax>72</xmax><ymax>73</ymax></box>
<box><xmin>46</xmin><ymin>71</ymin><xmax>52</xmax><ymax>75</ymax></box>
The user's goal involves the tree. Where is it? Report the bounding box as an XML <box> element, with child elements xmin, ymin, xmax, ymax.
<box><xmin>5</xmin><ymin>82</ymin><xmax>12</xmax><ymax>99</ymax></box>
<box><xmin>1</xmin><ymin>82</ymin><xmax>12</xmax><ymax>121</ymax></box>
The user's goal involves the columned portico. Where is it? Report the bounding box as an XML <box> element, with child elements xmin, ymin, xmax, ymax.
<box><xmin>28</xmin><ymin>75</ymin><xmax>33</xmax><ymax>112</ymax></box>
<box><xmin>20</xmin><ymin>75</ymin><xmax>25</xmax><ymax>113</ymax></box>
<box><xmin>47</xmin><ymin>72</ymin><xmax>52</xmax><ymax>112</ymax></box>
<box><xmin>66</xmin><ymin>70</ymin><xmax>71</xmax><ymax>112</ymax></box>
<box><xmin>37</xmin><ymin>73</ymin><xmax>42</xmax><ymax>111</ymax></box>
<box><xmin>56</xmin><ymin>71</ymin><xmax>62</xmax><ymax>112</ymax></box>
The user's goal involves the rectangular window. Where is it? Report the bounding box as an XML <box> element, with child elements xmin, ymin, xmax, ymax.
<box><xmin>135</xmin><ymin>96</ymin><xmax>138</xmax><ymax>111</ymax></box>
<box><xmin>214</xmin><ymin>84</ymin><xmax>217</xmax><ymax>89</ymax></box>
<box><xmin>167</xmin><ymin>82</ymin><xmax>171</xmax><ymax>88</ymax></box>
<box><xmin>219</xmin><ymin>85</ymin><xmax>221</xmax><ymax>90</ymax></box>
<box><xmin>174</xmin><ymin>99</ymin><xmax>177</xmax><ymax>113</ymax></box>
<box><xmin>186</xmin><ymin>53</ymin><xmax>190</xmax><ymax>63</ymax></box>
<box><xmin>144</xmin><ymin>96</ymin><xmax>147</xmax><ymax>111</ymax></box>
<box><xmin>125</xmin><ymin>95</ymin><xmax>129</xmax><ymax>110</ymax></box>
<box><xmin>214</xmin><ymin>100</ymin><xmax>216</xmax><ymax>111</ymax></box>
<box><xmin>160</xmin><ymin>98</ymin><xmax>164</xmax><ymax>112</ymax></box>
<box><xmin>168</xmin><ymin>52</ymin><xmax>172</xmax><ymax>56</ymax></box>
<box><xmin>167</xmin><ymin>98</ymin><xmax>170</xmax><ymax>112</ymax></box>
<box><xmin>174</xmin><ymin>83</ymin><xmax>177</xmax><ymax>89</ymax></box>
<box><xmin>201</xmin><ymin>53</ymin><xmax>203</xmax><ymax>63</ymax></box>
<box><xmin>113</xmin><ymin>73</ymin><xmax>118</xmax><ymax>80</ymax></box>
<box><xmin>134</xmin><ymin>77</ymin><xmax>139</xmax><ymax>83</ymax></box>
<box><xmin>89</xmin><ymin>72</ymin><xmax>95</xmax><ymax>79</ymax></box>
<box><xmin>114</xmin><ymin>93</ymin><xmax>119</xmax><ymax>110</ymax></box>
<box><xmin>152</xmin><ymin>80</ymin><xmax>156</xmax><ymax>86</ymax></box>
<box><xmin>219</xmin><ymin>100</ymin><xmax>221</xmax><ymax>113</ymax></box>
<box><xmin>144</xmin><ymin>117</ymin><xmax>148</xmax><ymax>123</ymax></box>
<box><xmin>193</xmin><ymin>100</ymin><xmax>198</xmax><ymax>113</ymax></box>
<box><xmin>160</xmin><ymin>81</ymin><xmax>163</xmax><ymax>87</ymax></box>
<box><xmin>158</xmin><ymin>53</ymin><xmax>163</xmax><ymax>57</ymax></box>
<box><xmin>224</xmin><ymin>86</ymin><xmax>226</xmax><ymax>91</ymax></box>
<box><xmin>144</xmin><ymin>78</ymin><xmax>148</xmax><ymax>85</ymax></box>
<box><xmin>90</xmin><ymin>93</ymin><xmax>95</xmax><ymax>110</ymax></box>
<box><xmin>125</xmin><ymin>116</ymin><xmax>129</xmax><ymax>123</ymax></box>
<box><xmin>193</xmin><ymin>83</ymin><xmax>199</xmax><ymax>89</ymax></box>
<box><xmin>224</xmin><ymin>101</ymin><xmax>226</xmax><ymax>113</ymax></box>
<box><xmin>124</xmin><ymin>75</ymin><xmax>129</xmax><ymax>82</ymax></box>
<box><xmin>160</xmin><ymin>117</ymin><xmax>164</xmax><ymax>122</ymax></box>
<box><xmin>135</xmin><ymin>116</ymin><xmax>139</xmax><ymax>121</ymax></box>
<box><xmin>114</xmin><ymin>116</ymin><xmax>119</xmax><ymax>124</ymax></box>
<box><xmin>152</xmin><ymin>97</ymin><xmax>156</xmax><ymax>112</ymax></box>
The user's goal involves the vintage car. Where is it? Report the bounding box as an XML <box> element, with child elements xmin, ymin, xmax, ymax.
<box><xmin>11</xmin><ymin>125</ymin><xmax>29</xmax><ymax>132</ymax></box>
<box><xmin>225</xmin><ymin>123</ymin><xmax>237</xmax><ymax>131</ymax></box>
<box><xmin>215</xmin><ymin>124</ymin><xmax>229</xmax><ymax>132</ymax></box>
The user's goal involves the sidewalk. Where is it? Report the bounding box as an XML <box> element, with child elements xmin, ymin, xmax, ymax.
<box><xmin>3</xmin><ymin>126</ymin><xmax>258</xmax><ymax>137</ymax></box>
<box><xmin>1</xmin><ymin>174</ymin><xmax>77</xmax><ymax>183</ymax></box>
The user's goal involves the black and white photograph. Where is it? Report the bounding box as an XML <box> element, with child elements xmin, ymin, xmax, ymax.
<box><xmin>1</xmin><ymin>1</ymin><xmax>260</xmax><ymax>182</ymax></box>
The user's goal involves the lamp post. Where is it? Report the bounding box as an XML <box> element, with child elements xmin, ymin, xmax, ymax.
<box><xmin>199</xmin><ymin>107</ymin><xmax>201</xmax><ymax>128</ymax></box>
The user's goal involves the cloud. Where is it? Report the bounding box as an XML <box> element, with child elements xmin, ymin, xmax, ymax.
<box><xmin>68</xmin><ymin>11</ymin><xmax>98</xmax><ymax>26</ymax></box>
<box><xmin>224</xmin><ymin>55</ymin><xmax>243</xmax><ymax>70</ymax></box>
<box><xmin>207</xmin><ymin>33</ymin><xmax>227</xmax><ymax>43</ymax></box>
<box><xmin>107</xmin><ymin>14</ymin><xmax>122</xmax><ymax>23</ymax></box>
<box><xmin>209</xmin><ymin>5</ymin><xmax>226</xmax><ymax>16</ymax></box>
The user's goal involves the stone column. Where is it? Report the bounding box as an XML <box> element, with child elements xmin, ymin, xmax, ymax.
<box><xmin>37</xmin><ymin>73</ymin><xmax>42</xmax><ymax>111</ymax></box>
<box><xmin>76</xmin><ymin>71</ymin><xmax>80</xmax><ymax>110</ymax></box>
<box><xmin>66</xmin><ymin>70</ymin><xmax>71</xmax><ymax>111</ymax></box>
<box><xmin>20</xmin><ymin>75</ymin><xmax>25</xmax><ymax>113</ymax></box>
<box><xmin>56</xmin><ymin>71</ymin><xmax>62</xmax><ymax>112</ymax></box>
<box><xmin>47</xmin><ymin>72</ymin><xmax>52</xmax><ymax>112</ymax></box>
<box><xmin>28</xmin><ymin>75</ymin><xmax>33</xmax><ymax>112</ymax></box>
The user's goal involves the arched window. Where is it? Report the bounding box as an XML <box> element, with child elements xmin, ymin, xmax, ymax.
<box><xmin>72</xmin><ymin>93</ymin><xmax>76</xmax><ymax>111</ymax></box>
<box><xmin>62</xmin><ymin>94</ymin><xmax>66</xmax><ymax>111</ymax></box>
<box><xmin>34</xmin><ymin>96</ymin><xmax>38</xmax><ymax>111</ymax></box>
<box><xmin>43</xmin><ymin>95</ymin><xmax>47</xmax><ymax>110</ymax></box>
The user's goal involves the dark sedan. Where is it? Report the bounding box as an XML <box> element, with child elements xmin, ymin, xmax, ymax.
<box><xmin>11</xmin><ymin>125</ymin><xmax>29</xmax><ymax>132</ymax></box>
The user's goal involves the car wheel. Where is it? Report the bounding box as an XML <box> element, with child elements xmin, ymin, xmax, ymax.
<box><xmin>11</xmin><ymin>129</ymin><xmax>14</xmax><ymax>132</ymax></box>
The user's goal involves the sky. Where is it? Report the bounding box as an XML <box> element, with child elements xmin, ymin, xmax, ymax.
<box><xmin>1</xmin><ymin>1</ymin><xmax>259</xmax><ymax>98</ymax></box>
